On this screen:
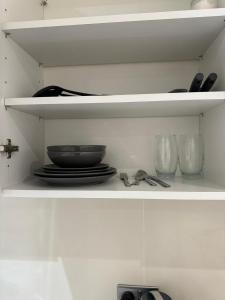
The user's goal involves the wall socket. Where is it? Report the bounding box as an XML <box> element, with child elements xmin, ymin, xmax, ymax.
<box><xmin>117</xmin><ymin>285</ymin><xmax>159</xmax><ymax>300</ymax></box>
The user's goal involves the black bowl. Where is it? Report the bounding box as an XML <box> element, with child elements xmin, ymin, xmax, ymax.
<box><xmin>47</xmin><ymin>145</ymin><xmax>106</xmax><ymax>152</ymax></box>
<box><xmin>48</xmin><ymin>151</ymin><xmax>105</xmax><ymax>167</ymax></box>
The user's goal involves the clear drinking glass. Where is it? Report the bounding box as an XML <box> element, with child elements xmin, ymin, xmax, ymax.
<box><xmin>191</xmin><ymin>0</ymin><xmax>218</xmax><ymax>9</ymax></box>
<box><xmin>178</xmin><ymin>134</ymin><xmax>204</xmax><ymax>178</ymax></box>
<box><xmin>154</xmin><ymin>135</ymin><xmax>178</xmax><ymax>179</ymax></box>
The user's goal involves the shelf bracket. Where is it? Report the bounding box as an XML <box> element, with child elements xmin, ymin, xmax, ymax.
<box><xmin>0</xmin><ymin>139</ymin><xmax>19</xmax><ymax>159</ymax></box>
<box><xmin>3</xmin><ymin>98</ymin><xmax>8</xmax><ymax>111</ymax></box>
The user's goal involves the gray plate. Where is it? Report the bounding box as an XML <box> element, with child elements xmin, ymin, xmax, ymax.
<box><xmin>43</xmin><ymin>163</ymin><xmax>109</xmax><ymax>172</ymax></box>
<box><xmin>35</xmin><ymin>172</ymin><xmax>116</xmax><ymax>185</ymax></box>
<box><xmin>34</xmin><ymin>167</ymin><xmax>116</xmax><ymax>177</ymax></box>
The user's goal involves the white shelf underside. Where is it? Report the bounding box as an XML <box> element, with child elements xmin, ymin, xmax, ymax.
<box><xmin>3</xmin><ymin>176</ymin><xmax>225</xmax><ymax>200</ymax></box>
<box><xmin>3</xmin><ymin>9</ymin><xmax>225</xmax><ymax>66</ymax></box>
<box><xmin>5</xmin><ymin>92</ymin><xmax>225</xmax><ymax>119</ymax></box>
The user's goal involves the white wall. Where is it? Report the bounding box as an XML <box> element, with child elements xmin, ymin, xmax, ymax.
<box><xmin>200</xmin><ymin>28</ymin><xmax>225</xmax><ymax>91</ymax></box>
<box><xmin>43</xmin><ymin>61</ymin><xmax>199</xmax><ymax>95</ymax></box>
<box><xmin>0</xmin><ymin>31</ymin><xmax>44</xmax><ymax>188</ymax></box>
<box><xmin>44</xmin><ymin>117</ymin><xmax>199</xmax><ymax>172</ymax></box>
<box><xmin>3</xmin><ymin>0</ymin><xmax>225</xmax><ymax>21</ymax></box>
<box><xmin>44</xmin><ymin>0</ymin><xmax>192</xmax><ymax>19</ymax></box>
<box><xmin>200</xmin><ymin>28</ymin><xmax>225</xmax><ymax>185</ymax></box>
<box><xmin>2</xmin><ymin>0</ymin><xmax>43</xmax><ymax>22</ymax></box>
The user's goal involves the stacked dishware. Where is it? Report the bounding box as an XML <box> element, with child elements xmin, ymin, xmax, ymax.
<box><xmin>34</xmin><ymin>145</ymin><xmax>117</xmax><ymax>185</ymax></box>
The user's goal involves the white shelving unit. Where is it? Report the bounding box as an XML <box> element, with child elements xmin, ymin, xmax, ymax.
<box><xmin>3</xmin><ymin>8</ymin><xmax>225</xmax><ymax>66</ymax></box>
<box><xmin>2</xmin><ymin>3</ymin><xmax>225</xmax><ymax>299</ymax></box>
<box><xmin>1</xmin><ymin>8</ymin><xmax>225</xmax><ymax>201</ymax></box>
<box><xmin>5</xmin><ymin>92</ymin><xmax>225</xmax><ymax>119</ymax></box>
<box><xmin>3</xmin><ymin>176</ymin><xmax>225</xmax><ymax>200</ymax></box>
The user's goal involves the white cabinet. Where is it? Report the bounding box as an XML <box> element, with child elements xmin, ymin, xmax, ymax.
<box><xmin>1</xmin><ymin>3</ymin><xmax>225</xmax><ymax>300</ymax></box>
<box><xmin>1</xmin><ymin>7</ymin><xmax>225</xmax><ymax>200</ymax></box>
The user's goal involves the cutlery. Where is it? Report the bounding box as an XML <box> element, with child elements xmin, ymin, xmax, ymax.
<box><xmin>120</xmin><ymin>173</ymin><xmax>132</xmax><ymax>187</ymax></box>
<box><xmin>147</xmin><ymin>175</ymin><xmax>171</xmax><ymax>188</ymax></box>
<box><xmin>137</xmin><ymin>170</ymin><xmax>171</xmax><ymax>188</ymax></box>
<box><xmin>134</xmin><ymin>170</ymin><xmax>157</xmax><ymax>186</ymax></box>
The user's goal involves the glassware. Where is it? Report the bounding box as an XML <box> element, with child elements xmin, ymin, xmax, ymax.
<box><xmin>178</xmin><ymin>134</ymin><xmax>204</xmax><ymax>178</ymax></box>
<box><xmin>154</xmin><ymin>135</ymin><xmax>178</xmax><ymax>179</ymax></box>
<box><xmin>191</xmin><ymin>0</ymin><xmax>218</xmax><ymax>9</ymax></box>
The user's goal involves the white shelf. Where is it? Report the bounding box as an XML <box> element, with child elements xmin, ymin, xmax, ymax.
<box><xmin>3</xmin><ymin>175</ymin><xmax>225</xmax><ymax>200</ymax></box>
<box><xmin>5</xmin><ymin>92</ymin><xmax>225</xmax><ymax>119</ymax></box>
<box><xmin>3</xmin><ymin>9</ymin><xmax>225</xmax><ymax>66</ymax></box>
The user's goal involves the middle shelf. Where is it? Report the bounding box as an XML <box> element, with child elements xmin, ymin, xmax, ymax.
<box><xmin>4</xmin><ymin>92</ymin><xmax>225</xmax><ymax>119</ymax></box>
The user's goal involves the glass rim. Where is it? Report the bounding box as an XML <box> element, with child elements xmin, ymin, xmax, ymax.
<box><xmin>155</xmin><ymin>134</ymin><xmax>176</xmax><ymax>137</ymax></box>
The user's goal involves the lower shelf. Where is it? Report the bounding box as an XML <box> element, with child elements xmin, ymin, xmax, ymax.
<box><xmin>2</xmin><ymin>175</ymin><xmax>225</xmax><ymax>200</ymax></box>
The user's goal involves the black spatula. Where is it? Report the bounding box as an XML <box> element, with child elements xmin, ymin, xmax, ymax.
<box><xmin>189</xmin><ymin>73</ymin><xmax>204</xmax><ymax>92</ymax></box>
<box><xmin>200</xmin><ymin>73</ymin><xmax>217</xmax><ymax>92</ymax></box>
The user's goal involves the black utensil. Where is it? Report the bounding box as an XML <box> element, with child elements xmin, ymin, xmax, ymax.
<box><xmin>33</xmin><ymin>85</ymin><xmax>98</xmax><ymax>97</ymax></box>
<box><xmin>189</xmin><ymin>73</ymin><xmax>204</xmax><ymax>92</ymax></box>
<box><xmin>200</xmin><ymin>73</ymin><xmax>217</xmax><ymax>92</ymax></box>
<box><xmin>169</xmin><ymin>89</ymin><xmax>188</xmax><ymax>93</ymax></box>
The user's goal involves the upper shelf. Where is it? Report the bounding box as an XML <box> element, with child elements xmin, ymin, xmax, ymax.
<box><xmin>4</xmin><ymin>92</ymin><xmax>225</xmax><ymax>119</ymax></box>
<box><xmin>3</xmin><ymin>9</ymin><xmax>225</xmax><ymax>66</ymax></box>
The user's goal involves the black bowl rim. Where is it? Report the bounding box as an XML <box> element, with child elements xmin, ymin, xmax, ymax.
<box><xmin>48</xmin><ymin>151</ymin><xmax>105</xmax><ymax>154</ymax></box>
<box><xmin>47</xmin><ymin>145</ymin><xmax>106</xmax><ymax>152</ymax></box>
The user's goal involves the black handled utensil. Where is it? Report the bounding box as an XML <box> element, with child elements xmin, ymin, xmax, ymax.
<box><xmin>200</xmin><ymin>73</ymin><xmax>217</xmax><ymax>92</ymax></box>
<box><xmin>33</xmin><ymin>85</ymin><xmax>98</xmax><ymax>97</ymax></box>
<box><xmin>169</xmin><ymin>89</ymin><xmax>188</xmax><ymax>93</ymax></box>
<box><xmin>189</xmin><ymin>73</ymin><xmax>204</xmax><ymax>92</ymax></box>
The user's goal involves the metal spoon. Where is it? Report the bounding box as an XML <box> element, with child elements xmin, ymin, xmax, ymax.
<box><xmin>120</xmin><ymin>173</ymin><xmax>132</xmax><ymax>187</ymax></box>
<box><xmin>134</xmin><ymin>170</ymin><xmax>157</xmax><ymax>186</ymax></box>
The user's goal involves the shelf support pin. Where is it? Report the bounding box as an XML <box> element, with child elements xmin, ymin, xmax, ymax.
<box><xmin>4</xmin><ymin>32</ymin><xmax>11</xmax><ymax>38</ymax></box>
<box><xmin>40</xmin><ymin>0</ymin><xmax>48</xmax><ymax>7</ymax></box>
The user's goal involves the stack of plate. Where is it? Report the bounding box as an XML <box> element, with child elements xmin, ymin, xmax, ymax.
<box><xmin>34</xmin><ymin>145</ymin><xmax>117</xmax><ymax>185</ymax></box>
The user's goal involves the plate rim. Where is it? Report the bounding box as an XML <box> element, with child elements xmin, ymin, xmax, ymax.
<box><xmin>34</xmin><ymin>168</ymin><xmax>117</xmax><ymax>178</ymax></box>
<box><xmin>43</xmin><ymin>163</ymin><xmax>109</xmax><ymax>171</ymax></box>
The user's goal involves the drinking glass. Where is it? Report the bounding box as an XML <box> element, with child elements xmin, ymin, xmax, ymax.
<box><xmin>154</xmin><ymin>135</ymin><xmax>178</xmax><ymax>179</ymax></box>
<box><xmin>191</xmin><ymin>0</ymin><xmax>218</xmax><ymax>9</ymax></box>
<box><xmin>178</xmin><ymin>134</ymin><xmax>204</xmax><ymax>178</ymax></box>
